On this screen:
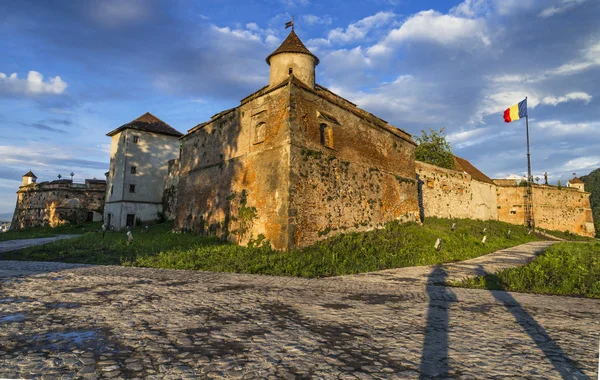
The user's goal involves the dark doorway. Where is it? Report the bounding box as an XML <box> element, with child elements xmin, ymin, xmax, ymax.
<box><xmin>87</xmin><ymin>212</ymin><xmax>94</xmax><ymax>222</ymax></box>
<box><xmin>126</xmin><ymin>214</ymin><xmax>135</xmax><ymax>228</ymax></box>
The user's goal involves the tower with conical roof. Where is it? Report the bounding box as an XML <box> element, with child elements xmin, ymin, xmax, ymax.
<box><xmin>266</xmin><ymin>30</ymin><xmax>319</xmax><ymax>89</ymax></box>
<box><xmin>21</xmin><ymin>170</ymin><xmax>37</xmax><ymax>186</ymax></box>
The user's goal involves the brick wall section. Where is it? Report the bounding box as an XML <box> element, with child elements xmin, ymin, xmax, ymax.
<box><xmin>171</xmin><ymin>84</ymin><xmax>293</xmax><ymax>249</ymax></box>
<box><xmin>11</xmin><ymin>181</ymin><xmax>106</xmax><ymax>229</ymax></box>
<box><xmin>415</xmin><ymin>161</ymin><xmax>498</xmax><ymax>221</ymax></box>
<box><xmin>288</xmin><ymin>82</ymin><xmax>419</xmax><ymax>248</ymax></box>
<box><xmin>497</xmin><ymin>185</ymin><xmax>595</xmax><ymax>236</ymax></box>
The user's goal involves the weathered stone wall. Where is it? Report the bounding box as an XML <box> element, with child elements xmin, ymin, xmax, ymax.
<box><xmin>162</xmin><ymin>158</ymin><xmax>180</xmax><ymax>221</ymax></box>
<box><xmin>415</xmin><ymin>161</ymin><xmax>498</xmax><ymax>221</ymax></box>
<box><xmin>497</xmin><ymin>185</ymin><xmax>595</xmax><ymax>236</ymax></box>
<box><xmin>11</xmin><ymin>181</ymin><xmax>105</xmax><ymax>230</ymax></box>
<box><xmin>287</xmin><ymin>83</ymin><xmax>419</xmax><ymax>248</ymax></box>
<box><xmin>172</xmin><ymin>84</ymin><xmax>293</xmax><ymax>249</ymax></box>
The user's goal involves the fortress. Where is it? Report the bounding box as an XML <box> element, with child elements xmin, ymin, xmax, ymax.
<box><xmin>11</xmin><ymin>30</ymin><xmax>596</xmax><ymax>244</ymax></box>
<box><xmin>10</xmin><ymin>171</ymin><xmax>106</xmax><ymax>229</ymax></box>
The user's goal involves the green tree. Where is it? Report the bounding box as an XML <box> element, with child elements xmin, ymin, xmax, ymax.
<box><xmin>557</xmin><ymin>180</ymin><xmax>562</xmax><ymax>189</ymax></box>
<box><xmin>414</xmin><ymin>127</ymin><xmax>455</xmax><ymax>170</ymax></box>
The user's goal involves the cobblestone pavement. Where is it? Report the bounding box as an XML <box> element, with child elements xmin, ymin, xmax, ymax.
<box><xmin>337</xmin><ymin>241</ymin><xmax>558</xmax><ymax>285</ymax></box>
<box><xmin>0</xmin><ymin>260</ymin><xmax>598</xmax><ymax>379</ymax></box>
<box><xmin>0</xmin><ymin>235</ymin><xmax>80</xmax><ymax>254</ymax></box>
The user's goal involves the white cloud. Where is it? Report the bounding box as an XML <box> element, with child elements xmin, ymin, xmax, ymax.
<box><xmin>391</xmin><ymin>10</ymin><xmax>489</xmax><ymax>45</ymax></box>
<box><xmin>89</xmin><ymin>0</ymin><xmax>150</xmax><ymax>28</ymax></box>
<box><xmin>327</xmin><ymin>12</ymin><xmax>395</xmax><ymax>43</ymax></box>
<box><xmin>536</xmin><ymin>120</ymin><xmax>599</xmax><ymax>135</ymax></box>
<box><xmin>539</xmin><ymin>0</ymin><xmax>589</xmax><ymax>18</ymax></box>
<box><xmin>211</xmin><ymin>25</ymin><xmax>262</xmax><ymax>42</ymax></box>
<box><xmin>541</xmin><ymin>92</ymin><xmax>592</xmax><ymax>106</ymax></box>
<box><xmin>303</xmin><ymin>15</ymin><xmax>332</xmax><ymax>25</ymax></box>
<box><xmin>367</xmin><ymin>9</ymin><xmax>490</xmax><ymax>57</ymax></box>
<box><xmin>0</xmin><ymin>71</ymin><xmax>67</xmax><ymax>96</ymax></box>
<box><xmin>477</xmin><ymin>90</ymin><xmax>592</xmax><ymax>122</ymax></box>
<box><xmin>450</xmin><ymin>0</ymin><xmax>492</xmax><ymax>18</ymax></box>
<box><xmin>551</xmin><ymin>41</ymin><xmax>600</xmax><ymax>75</ymax></box>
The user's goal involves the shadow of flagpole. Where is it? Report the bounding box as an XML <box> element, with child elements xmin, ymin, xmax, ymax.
<box><xmin>474</xmin><ymin>265</ymin><xmax>587</xmax><ymax>379</ymax></box>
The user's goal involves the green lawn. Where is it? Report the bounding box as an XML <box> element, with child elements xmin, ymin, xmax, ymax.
<box><xmin>537</xmin><ymin>228</ymin><xmax>596</xmax><ymax>241</ymax></box>
<box><xmin>452</xmin><ymin>242</ymin><xmax>600</xmax><ymax>298</ymax></box>
<box><xmin>0</xmin><ymin>222</ymin><xmax>103</xmax><ymax>242</ymax></box>
<box><xmin>1</xmin><ymin>218</ymin><xmax>542</xmax><ymax>278</ymax></box>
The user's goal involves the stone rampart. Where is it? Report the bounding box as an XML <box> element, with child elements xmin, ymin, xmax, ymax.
<box><xmin>11</xmin><ymin>180</ymin><xmax>106</xmax><ymax>230</ymax></box>
<box><xmin>415</xmin><ymin>161</ymin><xmax>498</xmax><ymax>221</ymax></box>
<box><xmin>497</xmin><ymin>185</ymin><xmax>595</xmax><ymax>237</ymax></box>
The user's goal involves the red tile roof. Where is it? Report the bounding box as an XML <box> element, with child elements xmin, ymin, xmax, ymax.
<box><xmin>266</xmin><ymin>30</ymin><xmax>320</xmax><ymax>65</ymax></box>
<box><xmin>568</xmin><ymin>177</ymin><xmax>584</xmax><ymax>184</ymax></box>
<box><xmin>453</xmin><ymin>156</ymin><xmax>493</xmax><ymax>184</ymax></box>
<box><xmin>106</xmin><ymin>112</ymin><xmax>183</xmax><ymax>137</ymax></box>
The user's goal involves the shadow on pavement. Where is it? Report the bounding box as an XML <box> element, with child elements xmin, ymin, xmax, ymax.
<box><xmin>474</xmin><ymin>265</ymin><xmax>587</xmax><ymax>379</ymax></box>
<box><xmin>419</xmin><ymin>265</ymin><xmax>455</xmax><ymax>378</ymax></box>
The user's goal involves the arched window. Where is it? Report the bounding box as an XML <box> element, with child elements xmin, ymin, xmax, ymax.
<box><xmin>254</xmin><ymin>122</ymin><xmax>266</xmax><ymax>144</ymax></box>
<box><xmin>320</xmin><ymin>123</ymin><xmax>334</xmax><ymax>148</ymax></box>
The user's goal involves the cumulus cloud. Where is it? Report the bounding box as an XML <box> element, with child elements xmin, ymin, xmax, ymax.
<box><xmin>541</xmin><ymin>92</ymin><xmax>592</xmax><ymax>106</ymax></box>
<box><xmin>88</xmin><ymin>0</ymin><xmax>151</xmax><ymax>28</ymax></box>
<box><xmin>367</xmin><ymin>10</ymin><xmax>490</xmax><ymax>57</ymax></box>
<box><xmin>303</xmin><ymin>15</ymin><xmax>332</xmax><ymax>25</ymax></box>
<box><xmin>0</xmin><ymin>71</ymin><xmax>67</xmax><ymax>96</ymax></box>
<box><xmin>539</xmin><ymin>0</ymin><xmax>589</xmax><ymax>18</ymax></box>
<box><xmin>327</xmin><ymin>12</ymin><xmax>395</xmax><ymax>44</ymax></box>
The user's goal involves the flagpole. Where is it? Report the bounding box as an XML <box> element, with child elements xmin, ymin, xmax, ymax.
<box><xmin>525</xmin><ymin>96</ymin><xmax>535</xmax><ymax>229</ymax></box>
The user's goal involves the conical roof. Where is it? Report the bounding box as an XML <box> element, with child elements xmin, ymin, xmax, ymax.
<box><xmin>23</xmin><ymin>170</ymin><xmax>37</xmax><ymax>178</ymax></box>
<box><xmin>106</xmin><ymin>112</ymin><xmax>183</xmax><ymax>137</ymax></box>
<box><xmin>266</xmin><ymin>30</ymin><xmax>319</xmax><ymax>66</ymax></box>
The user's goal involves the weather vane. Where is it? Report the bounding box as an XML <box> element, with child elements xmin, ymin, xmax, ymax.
<box><xmin>285</xmin><ymin>16</ymin><xmax>294</xmax><ymax>30</ymax></box>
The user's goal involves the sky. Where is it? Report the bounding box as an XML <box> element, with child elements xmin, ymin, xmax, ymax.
<box><xmin>1</xmin><ymin>0</ymin><xmax>599</xmax><ymax>215</ymax></box>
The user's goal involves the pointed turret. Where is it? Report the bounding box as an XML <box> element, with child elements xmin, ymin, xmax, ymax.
<box><xmin>21</xmin><ymin>170</ymin><xmax>37</xmax><ymax>186</ymax></box>
<box><xmin>266</xmin><ymin>30</ymin><xmax>319</xmax><ymax>89</ymax></box>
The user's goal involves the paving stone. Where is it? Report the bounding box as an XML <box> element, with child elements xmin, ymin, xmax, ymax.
<box><xmin>0</xmin><ymin>251</ymin><xmax>598</xmax><ymax>379</ymax></box>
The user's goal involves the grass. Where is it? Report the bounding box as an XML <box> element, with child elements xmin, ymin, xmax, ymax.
<box><xmin>0</xmin><ymin>222</ymin><xmax>103</xmax><ymax>242</ymax></box>
<box><xmin>452</xmin><ymin>242</ymin><xmax>600</xmax><ymax>298</ymax></box>
<box><xmin>1</xmin><ymin>218</ymin><xmax>542</xmax><ymax>278</ymax></box>
<box><xmin>537</xmin><ymin>228</ymin><xmax>596</xmax><ymax>241</ymax></box>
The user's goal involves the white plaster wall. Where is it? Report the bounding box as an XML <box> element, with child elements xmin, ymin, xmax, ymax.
<box><xmin>269</xmin><ymin>53</ymin><xmax>315</xmax><ymax>89</ymax></box>
<box><xmin>104</xmin><ymin>128</ymin><xmax>180</xmax><ymax>229</ymax></box>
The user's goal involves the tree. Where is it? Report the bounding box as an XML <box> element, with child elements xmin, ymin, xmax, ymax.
<box><xmin>557</xmin><ymin>180</ymin><xmax>562</xmax><ymax>189</ymax></box>
<box><xmin>414</xmin><ymin>127</ymin><xmax>455</xmax><ymax>170</ymax></box>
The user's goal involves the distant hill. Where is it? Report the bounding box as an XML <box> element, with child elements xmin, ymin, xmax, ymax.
<box><xmin>0</xmin><ymin>212</ymin><xmax>13</xmax><ymax>222</ymax></box>
<box><xmin>580</xmin><ymin>168</ymin><xmax>600</xmax><ymax>236</ymax></box>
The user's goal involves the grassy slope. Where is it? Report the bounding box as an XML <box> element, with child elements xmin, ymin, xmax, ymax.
<box><xmin>537</xmin><ymin>228</ymin><xmax>596</xmax><ymax>241</ymax></box>
<box><xmin>1</xmin><ymin>218</ymin><xmax>540</xmax><ymax>277</ymax></box>
<box><xmin>0</xmin><ymin>222</ymin><xmax>103</xmax><ymax>242</ymax></box>
<box><xmin>453</xmin><ymin>242</ymin><xmax>600</xmax><ymax>298</ymax></box>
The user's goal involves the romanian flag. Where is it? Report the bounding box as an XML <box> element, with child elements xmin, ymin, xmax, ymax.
<box><xmin>503</xmin><ymin>98</ymin><xmax>527</xmax><ymax>123</ymax></box>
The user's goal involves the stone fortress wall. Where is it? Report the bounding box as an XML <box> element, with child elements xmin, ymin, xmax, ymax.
<box><xmin>416</xmin><ymin>160</ymin><xmax>595</xmax><ymax>237</ymax></box>
<box><xmin>288</xmin><ymin>82</ymin><xmax>419</xmax><ymax>248</ymax></box>
<box><xmin>11</xmin><ymin>179</ymin><xmax>106</xmax><ymax>230</ymax></box>
<box><xmin>496</xmin><ymin>184</ymin><xmax>595</xmax><ymax>236</ymax></box>
<box><xmin>415</xmin><ymin>161</ymin><xmax>498</xmax><ymax>221</ymax></box>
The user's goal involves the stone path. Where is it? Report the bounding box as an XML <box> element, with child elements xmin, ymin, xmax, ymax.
<box><xmin>0</xmin><ymin>235</ymin><xmax>79</xmax><ymax>254</ymax></box>
<box><xmin>0</xmin><ymin>245</ymin><xmax>598</xmax><ymax>379</ymax></box>
<box><xmin>337</xmin><ymin>241</ymin><xmax>558</xmax><ymax>286</ymax></box>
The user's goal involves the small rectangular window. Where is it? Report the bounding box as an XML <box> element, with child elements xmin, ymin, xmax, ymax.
<box><xmin>129</xmin><ymin>184</ymin><xmax>136</xmax><ymax>193</ymax></box>
<box><xmin>110</xmin><ymin>185</ymin><xmax>113</xmax><ymax>195</ymax></box>
<box><xmin>131</xmin><ymin>166</ymin><xmax>137</xmax><ymax>174</ymax></box>
<box><xmin>133</xmin><ymin>136</ymin><xmax>139</xmax><ymax>143</ymax></box>
<box><xmin>288</xmin><ymin>67</ymin><xmax>293</xmax><ymax>75</ymax></box>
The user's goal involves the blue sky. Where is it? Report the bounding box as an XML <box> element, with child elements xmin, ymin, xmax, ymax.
<box><xmin>1</xmin><ymin>0</ymin><xmax>599</xmax><ymax>215</ymax></box>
